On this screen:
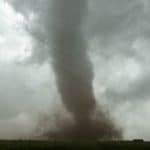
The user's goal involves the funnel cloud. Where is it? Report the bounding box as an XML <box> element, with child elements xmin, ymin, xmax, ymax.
<box><xmin>6</xmin><ymin>0</ymin><xmax>123</xmax><ymax>140</ymax></box>
<box><xmin>49</xmin><ymin>0</ymin><xmax>121</xmax><ymax>139</ymax></box>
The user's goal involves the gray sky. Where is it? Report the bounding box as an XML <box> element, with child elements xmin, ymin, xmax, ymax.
<box><xmin>0</xmin><ymin>0</ymin><xmax>150</xmax><ymax>140</ymax></box>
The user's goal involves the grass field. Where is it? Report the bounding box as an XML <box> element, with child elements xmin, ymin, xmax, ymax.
<box><xmin>0</xmin><ymin>140</ymin><xmax>149</xmax><ymax>150</ymax></box>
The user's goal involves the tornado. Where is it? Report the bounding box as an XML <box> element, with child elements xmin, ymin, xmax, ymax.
<box><xmin>49</xmin><ymin>0</ymin><xmax>121</xmax><ymax>139</ymax></box>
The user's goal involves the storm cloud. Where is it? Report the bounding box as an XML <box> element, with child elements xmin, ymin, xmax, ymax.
<box><xmin>1</xmin><ymin>0</ymin><xmax>150</xmax><ymax>140</ymax></box>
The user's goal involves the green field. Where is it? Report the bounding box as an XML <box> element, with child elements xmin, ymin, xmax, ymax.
<box><xmin>0</xmin><ymin>140</ymin><xmax>149</xmax><ymax>150</ymax></box>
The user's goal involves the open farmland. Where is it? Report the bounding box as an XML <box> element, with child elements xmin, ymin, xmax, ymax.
<box><xmin>0</xmin><ymin>140</ymin><xmax>149</xmax><ymax>150</ymax></box>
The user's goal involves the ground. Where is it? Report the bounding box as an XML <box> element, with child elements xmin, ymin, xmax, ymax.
<box><xmin>0</xmin><ymin>140</ymin><xmax>149</xmax><ymax>150</ymax></box>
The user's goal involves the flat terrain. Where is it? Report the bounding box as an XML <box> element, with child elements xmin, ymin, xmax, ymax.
<box><xmin>0</xmin><ymin>140</ymin><xmax>149</xmax><ymax>150</ymax></box>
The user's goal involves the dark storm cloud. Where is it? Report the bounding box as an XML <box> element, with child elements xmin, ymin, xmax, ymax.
<box><xmin>8</xmin><ymin>0</ymin><xmax>122</xmax><ymax>139</ymax></box>
<box><xmin>49</xmin><ymin>0</ymin><xmax>121</xmax><ymax>139</ymax></box>
<box><xmin>7</xmin><ymin>0</ymin><xmax>150</xmax><ymax>139</ymax></box>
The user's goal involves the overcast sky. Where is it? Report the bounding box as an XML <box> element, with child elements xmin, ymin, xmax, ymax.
<box><xmin>1</xmin><ymin>0</ymin><xmax>150</xmax><ymax>140</ymax></box>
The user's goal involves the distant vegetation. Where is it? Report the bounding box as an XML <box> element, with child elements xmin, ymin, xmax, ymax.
<box><xmin>0</xmin><ymin>140</ymin><xmax>149</xmax><ymax>150</ymax></box>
